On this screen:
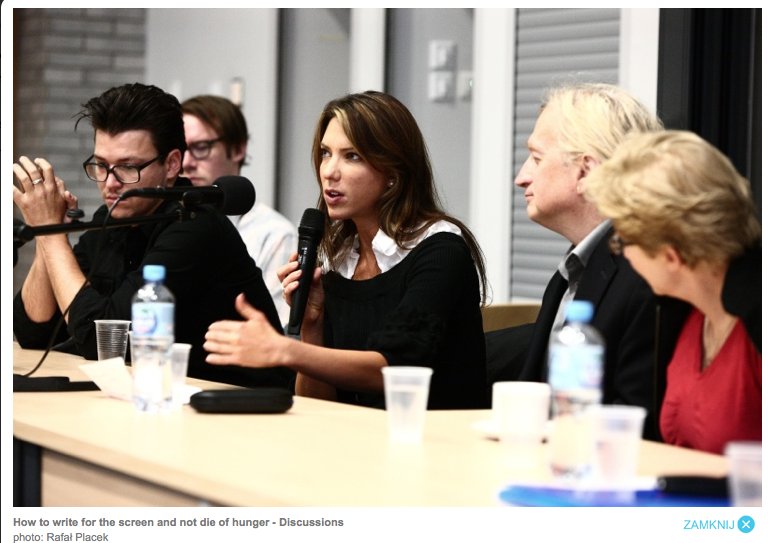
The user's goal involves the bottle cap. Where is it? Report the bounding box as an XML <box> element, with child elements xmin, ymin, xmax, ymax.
<box><xmin>143</xmin><ymin>264</ymin><xmax>166</xmax><ymax>282</ymax></box>
<box><xmin>565</xmin><ymin>300</ymin><xmax>594</xmax><ymax>323</ymax></box>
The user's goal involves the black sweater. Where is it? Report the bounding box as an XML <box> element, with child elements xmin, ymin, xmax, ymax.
<box><xmin>322</xmin><ymin>232</ymin><xmax>488</xmax><ymax>409</ymax></box>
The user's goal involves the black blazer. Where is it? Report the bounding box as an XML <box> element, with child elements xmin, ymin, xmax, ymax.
<box><xmin>517</xmin><ymin>228</ymin><xmax>684</xmax><ymax>439</ymax></box>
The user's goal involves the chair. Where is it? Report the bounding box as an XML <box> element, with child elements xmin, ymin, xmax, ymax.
<box><xmin>481</xmin><ymin>302</ymin><xmax>540</xmax><ymax>332</ymax></box>
<box><xmin>483</xmin><ymin>302</ymin><xmax>541</xmax><ymax>386</ymax></box>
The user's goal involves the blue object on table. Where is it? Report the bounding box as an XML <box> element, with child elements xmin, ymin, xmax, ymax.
<box><xmin>499</xmin><ymin>485</ymin><xmax>730</xmax><ymax>507</ymax></box>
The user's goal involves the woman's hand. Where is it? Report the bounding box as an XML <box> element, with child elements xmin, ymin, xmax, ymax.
<box><xmin>204</xmin><ymin>293</ymin><xmax>290</xmax><ymax>368</ymax></box>
<box><xmin>277</xmin><ymin>252</ymin><xmax>325</xmax><ymax>329</ymax></box>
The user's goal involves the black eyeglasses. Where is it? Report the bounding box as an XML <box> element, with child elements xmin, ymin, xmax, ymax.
<box><xmin>186</xmin><ymin>138</ymin><xmax>223</xmax><ymax>160</ymax></box>
<box><xmin>608</xmin><ymin>233</ymin><xmax>635</xmax><ymax>256</ymax></box>
<box><xmin>82</xmin><ymin>155</ymin><xmax>162</xmax><ymax>184</ymax></box>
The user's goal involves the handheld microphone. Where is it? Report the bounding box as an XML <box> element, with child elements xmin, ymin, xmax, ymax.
<box><xmin>121</xmin><ymin>175</ymin><xmax>255</xmax><ymax>215</ymax></box>
<box><xmin>285</xmin><ymin>208</ymin><xmax>325</xmax><ymax>337</ymax></box>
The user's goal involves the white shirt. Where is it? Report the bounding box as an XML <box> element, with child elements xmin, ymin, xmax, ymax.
<box><xmin>230</xmin><ymin>201</ymin><xmax>297</xmax><ymax>327</ymax></box>
<box><xmin>331</xmin><ymin>220</ymin><xmax>462</xmax><ymax>279</ymax></box>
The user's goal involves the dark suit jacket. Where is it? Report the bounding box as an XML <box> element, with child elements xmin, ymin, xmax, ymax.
<box><xmin>516</xmin><ymin>228</ymin><xmax>685</xmax><ymax>439</ymax></box>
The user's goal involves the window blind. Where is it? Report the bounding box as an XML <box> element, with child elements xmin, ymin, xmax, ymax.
<box><xmin>511</xmin><ymin>8</ymin><xmax>620</xmax><ymax>300</ymax></box>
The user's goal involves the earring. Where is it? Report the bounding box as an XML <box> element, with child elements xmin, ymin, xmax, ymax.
<box><xmin>388</xmin><ymin>179</ymin><xmax>395</xmax><ymax>188</ymax></box>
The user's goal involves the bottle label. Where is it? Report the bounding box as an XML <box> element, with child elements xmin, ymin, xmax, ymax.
<box><xmin>132</xmin><ymin>302</ymin><xmax>174</xmax><ymax>337</ymax></box>
<box><xmin>548</xmin><ymin>344</ymin><xmax>603</xmax><ymax>394</ymax></box>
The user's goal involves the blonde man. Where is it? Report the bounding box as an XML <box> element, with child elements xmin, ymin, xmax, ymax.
<box><xmin>492</xmin><ymin>82</ymin><xmax>688</xmax><ymax>439</ymax></box>
<box><xmin>586</xmin><ymin>129</ymin><xmax>761</xmax><ymax>453</ymax></box>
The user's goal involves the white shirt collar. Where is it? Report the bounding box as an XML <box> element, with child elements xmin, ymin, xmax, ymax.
<box><xmin>332</xmin><ymin>220</ymin><xmax>461</xmax><ymax>279</ymax></box>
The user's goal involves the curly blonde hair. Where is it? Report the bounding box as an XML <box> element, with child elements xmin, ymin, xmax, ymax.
<box><xmin>586</xmin><ymin>130</ymin><xmax>760</xmax><ymax>267</ymax></box>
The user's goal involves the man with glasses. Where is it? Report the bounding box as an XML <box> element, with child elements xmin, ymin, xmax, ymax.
<box><xmin>12</xmin><ymin>83</ymin><xmax>293</xmax><ymax>390</ymax></box>
<box><xmin>181</xmin><ymin>95</ymin><xmax>296</xmax><ymax>327</ymax></box>
<box><xmin>487</xmin><ymin>82</ymin><xmax>688</xmax><ymax>439</ymax></box>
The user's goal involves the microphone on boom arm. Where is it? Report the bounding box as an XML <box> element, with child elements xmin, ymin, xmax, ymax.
<box><xmin>120</xmin><ymin>175</ymin><xmax>255</xmax><ymax>216</ymax></box>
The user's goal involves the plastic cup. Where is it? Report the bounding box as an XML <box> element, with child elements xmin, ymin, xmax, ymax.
<box><xmin>725</xmin><ymin>441</ymin><xmax>762</xmax><ymax>506</ymax></box>
<box><xmin>493</xmin><ymin>381</ymin><xmax>551</xmax><ymax>469</ymax></box>
<box><xmin>130</xmin><ymin>335</ymin><xmax>173</xmax><ymax>413</ymax></box>
<box><xmin>94</xmin><ymin>320</ymin><xmax>131</xmax><ymax>361</ymax></box>
<box><xmin>381</xmin><ymin>366</ymin><xmax>433</xmax><ymax>444</ymax></box>
<box><xmin>169</xmin><ymin>343</ymin><xmax>192</xmax><ymax>405</ymax></box>
<box><xmin>590</xmin><ymin>405</ymin><xmax>647</xmax><ymax>487</ymax></box>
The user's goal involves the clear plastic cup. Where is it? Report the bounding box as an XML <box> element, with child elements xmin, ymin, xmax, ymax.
<box><xmin>169</xmin><ymin>343</ymin><xmax>192</xmax><ymax>405</ymax></box>
<box><xmin>381</xmin><ymin>366</ymin><xmax>433</xmax><ymax>443</ymax></box>
<box><xmin>726</xmin><ymin>441</ymin><xmax>762</xmax><ymax>506</ymax></box>
<box><xmin>590</xmin><ymin>405</ymin><xmax>647</xmax><ymax>487</ymax></box>
<box><xmin>94</xmin><ymin>320</ymin><xmax>131</xmax><ymax>361</ymax></box>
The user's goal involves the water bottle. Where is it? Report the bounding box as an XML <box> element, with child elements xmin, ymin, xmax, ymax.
<box><xmin>547</xmin><ymin>300</ymin><xmax>604</xmax><ymax>481</ymax></box>
<box><xmin>131</xmin><ymin>264</ymin><xmax>175</xmax><ymax>412</ymax></box>
<box><xmin>132</xmin><ymin>264</ymin><xmax>175</xmax><ymax>339</ymax></box>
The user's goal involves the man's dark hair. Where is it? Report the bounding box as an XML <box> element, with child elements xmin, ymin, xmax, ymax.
<box><xmin>181</xmin><ymin>95</ymin><xmax>249</xmax><ymax>168</ymax></box>
<box><xmin>76</xmin><ymin>83</ymin><xmax>186</xmax><ymax>158</ymax></box>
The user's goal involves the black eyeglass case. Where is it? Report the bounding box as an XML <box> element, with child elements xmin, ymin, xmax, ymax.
<box><xmin>190</xmin><ymin>388</ymin><xmax>293</xmax><ymax>414</ymax></box>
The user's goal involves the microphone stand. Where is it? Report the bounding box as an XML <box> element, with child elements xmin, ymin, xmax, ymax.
<box><xmin>14</xmin><ymin>208</ymin><xmax>191</xmax><ymax>247</ymax></box>
<box><xmin>13</xmin><ymin>207</ymin><xmax>193</xmax><ymax>392</ymax></box>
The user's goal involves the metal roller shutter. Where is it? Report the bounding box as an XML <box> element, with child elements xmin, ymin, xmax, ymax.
<box><xmin>511</xmin><ymin>8</ymin><xmax>620</xmax><ymax>300</ymax></box>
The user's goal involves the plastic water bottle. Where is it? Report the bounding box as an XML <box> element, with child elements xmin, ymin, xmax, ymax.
<box><xmin>547</xmin><ymin>300</ymin><xmax>604</xmax><ymax>481</ymax></box>
<box><xmin>131</xmin><ymin>264</ymin><xmax>175</xmax><ymax>412</ymax></box>
<box><xmin>132</xmin><ymin>264</ymin><xmax>175</xmax><ymax>339</ymax></box>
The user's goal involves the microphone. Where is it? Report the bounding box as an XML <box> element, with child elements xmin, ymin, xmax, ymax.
<box><xmin>121</xmin><ymin>175</ymin><xmax>255</xmax><ymax>215</ymax></box>
<box><xmin>285</xmin><ymin>208</ymin><xmax>325</xmax><ymax>337</ymax></box>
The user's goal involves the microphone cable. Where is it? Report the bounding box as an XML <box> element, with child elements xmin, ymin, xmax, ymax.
<box><xmin>16</xmin><ymin>197</ymin><xmax>124</xmax><ymax>382</ymax></box>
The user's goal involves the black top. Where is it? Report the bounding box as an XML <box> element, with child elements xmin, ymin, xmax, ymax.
<box><xmin>322</xmin><ymin>232</ymin><xmax>488</xmax><ymax>410</ymax></box>
<box><xmin>721</xmin><ymin>242</ymin><xmax>761</xmax><ymax>352</ymax></box>
<box><xmin>13</xmin><ymin>178</ymin><xmax>293</xmax><ymax>389</ymax></box>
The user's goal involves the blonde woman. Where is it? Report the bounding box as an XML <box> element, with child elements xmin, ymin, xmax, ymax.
<box><xmin>587</xmin><ymin>130</ymin><xmax>761</xmax><ymax>454</ymax></box>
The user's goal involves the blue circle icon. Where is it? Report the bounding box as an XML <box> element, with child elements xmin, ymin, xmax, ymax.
<box><xmin>738</xmin><ymin>515</ymin><xmax>754</xmax><ymax>534</ymax></box>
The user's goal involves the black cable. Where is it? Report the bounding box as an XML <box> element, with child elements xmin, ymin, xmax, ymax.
<box><xmin>19</xmin><ymin>195</ymin><xmax>125</xmax><ymax>379</ymax></box>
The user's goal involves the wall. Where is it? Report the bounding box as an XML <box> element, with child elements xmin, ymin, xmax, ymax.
<box><xmin>387</xmin><ymin>9</ymin><xmax>474</xmax><ymax>223</ymax></box>
<box><xmin>12</xmin><ymin>8</ymin><xmax>147</xmax><ymax>297</ymax></box>
<box><xmin>145</xmin><ymin>9</ymin><xmax>279</xmax><ymax>212</ymax></box>
<box><xmin>277</xmin><ymin>9</ymin><xmax>351</xmax><ymax>224</ymax></box>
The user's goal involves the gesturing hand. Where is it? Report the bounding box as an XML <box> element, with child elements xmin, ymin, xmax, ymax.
<box><xmin>204</xmin><ymin>293</ymin><xmax>289</xmax><ymax>368</ymax></box>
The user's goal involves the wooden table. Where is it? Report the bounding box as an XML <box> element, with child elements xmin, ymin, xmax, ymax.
<box><xmin>13</xmin><ymin>344</ymin><xmax>728</xmax><ymax>506</ymax></box>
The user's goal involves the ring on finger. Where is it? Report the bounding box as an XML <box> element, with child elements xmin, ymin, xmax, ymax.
<box><xmin>31</xmin><ymin>177</ymin><xmax>43</xmax><ymax>185</ymax></box>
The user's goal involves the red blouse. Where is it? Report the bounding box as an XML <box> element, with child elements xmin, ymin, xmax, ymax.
<box><xmin>660</xmin><ymin>309</ymin><xmax>762</xmax><ymax>454</ymax></box>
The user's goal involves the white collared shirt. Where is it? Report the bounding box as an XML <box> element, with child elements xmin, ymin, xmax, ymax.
<box><xmin>330</xmin><ymin>220</ymin><xmax>462</xmax><ymax>279</ymax></box>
